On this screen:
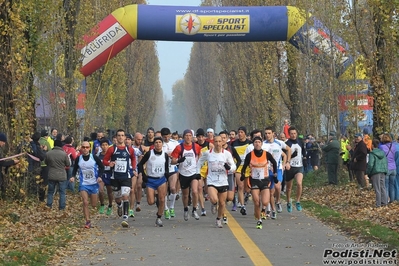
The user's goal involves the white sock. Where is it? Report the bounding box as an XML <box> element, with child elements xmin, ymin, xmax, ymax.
<box><xmin>267</xmin><ymin>203</ymin><xmax>271</xmax><ymax>212</ymax></box>
<box><xmin>164</xmin><ymin>196</ymin><xmax>169</xmax><ymax>210</ymax></box>
<box><xmin>169</xmin><ymin>193</ymin><xmax>176</xmax><ymax>209</ymax></box>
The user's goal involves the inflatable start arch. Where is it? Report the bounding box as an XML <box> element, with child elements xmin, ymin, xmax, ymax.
<box><xmin>80</xmin><ymin>4</ymin><xmax>364</xmax><ymax>80</ymax></box>
<box><xmin>79</xmin><ymin>4</ymin><xmax>371</xmax><ymax>133</ymax></box>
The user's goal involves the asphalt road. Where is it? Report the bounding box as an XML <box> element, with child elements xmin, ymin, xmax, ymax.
<box><xmin>61</xmin><ymin>193</ymin><xmax>365</xmax><ymax>266</ymax></box>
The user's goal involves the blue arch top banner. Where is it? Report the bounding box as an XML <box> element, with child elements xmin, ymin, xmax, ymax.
<box><xmin>79</xmin><ymin>4</ymin><xmax>365</xmax><ymax>81</ymax></box>
<box><xmin>137</xmin><ymin>5</ymin><xmax>289</xmax><ymax>42</ymax></box>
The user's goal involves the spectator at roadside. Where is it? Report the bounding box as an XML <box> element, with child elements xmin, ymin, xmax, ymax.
<box><xmin>308</xmin><ymin>137</ymin><xmax>321</xmax><ymax>171</ymax></box>
<box><xmin>394</xmin><ymin>137</ymin><xmax>399</xmax><ymax>201</ymax></box>
<box><xmin>0</xmin><ymin>133</ymin><xmax>20</xmax><ymax>197</ymax></box>
<box><xmin>340</xmin><ymin>135</ymin><xmax>351</xmax><ymax>180</ymax></box>
<box><xmin>63</xmin><ymin>136</ymin><xmax>79</xmax><ymax>193</ymax></box>
<box><xmin>367</xmin><ymin>139</ymin><xmax>388</xmax><ymax>207</ymax></box>
<box><xmin>322</xmin><ymin>131</ymin><xmax>340</xmax><ymax>185</ymax></box>
<box><xmin>38</xmin><ymin>130</ymin><xmax>51</xmax><ymax>201</ymax></box>
<box><xmin>283</xmin><ymin>119</ymin><xmax>290</xmax><ymax>139</ymax></box>
<box><xmin>352</xmin><ymin>133</ymin><xmax>368</xmax><ymax>188</ymax></box>
<box><xmin>380</xmin><ymin>133</ymin><xmax>397</xmax><ymax>203</ymax></box>
<box><xmin>45</xmin><ymin>140</ymin><xmax>71</xmax><ymax>210</ymax></box>
<box><xmin>363</xmin><ymin>128</ymin><xmax>372</xmax><ymax>152</ymax></box>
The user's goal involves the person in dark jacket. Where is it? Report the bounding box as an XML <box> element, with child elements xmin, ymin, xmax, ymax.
<box><xmin>27</xmin><ymin>132</ymin><xmax>46</xmax><ymax>198</ymax></box>
<box><xmin>45</xmin><ymin>140</ymin><xmax>70</xmax><ymax>210</ymax></box>
<box><xmin>366</xmin><ymin>139</ymin><xmax>388</xmax><ymax>207</ymax></box>
<box><xmin>63</xmin><ymin>136</ymin><xmax>79</xmax><ymax>193</ymax></box>
<box><xmin>0</xmin><ymin>133</ymin><xmax>20</xmax><ymax>197</ymax></box>
<box><xmin>352</xmin><ymin>133</ymin><xmax>368</xmax><ymax>188</ymax></box>
<box><xmin>29</xmin><ymin>132</ymin><xmax>46</xmax><ymax>174</ymax></box>
<box><xmin>322</xmin><ymin>131</ymin><xmax>341</xmax><ymax>185</ymax></box>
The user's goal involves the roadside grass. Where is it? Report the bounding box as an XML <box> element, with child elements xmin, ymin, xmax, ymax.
<box><xmin>0</xmin><ymin>195</ymin><xmax>85</xmax><ymax>265</ymax></box>
<box><xmin>301</xmin><ymin>200</ymin><xmax>399</xmax><ymax>249</ymax></box>
<box><xmin>298</xmin><ymin>167</ymin><xmax>399</xmax><ymax>250</ymax></box>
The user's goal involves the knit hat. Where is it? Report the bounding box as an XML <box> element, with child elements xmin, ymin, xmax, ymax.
<box><xmin>41</xmin><ymin>130</ymin><xmax>48</xmax><ymax>137</ymax></box>
<box><xmin>354</xmin><ymin>133</ymin><xmax>362</xmax><ymax>138</ymax></box>
<box><xmin>329</xmin><ymin>131</ymin><xmax>336</xmax><ymax>136</ymax></box>
<box><xmin>54</xmin><ymin>140</ymin><xmax>63</xmax><ymax>147</ymax></box>
<box><xmin>238</xmin><ymin>126</ymin><xmax>247</xmax><ymax>134</ymax></box>
<box><xmin>0</xmin><ymin>133</ymin><xmax>7</xmax><ymax>142</ymax></box>
<box><xmin>196</xmin><ymin>128</ymin><xmax>205</xmax><ymax>136</ymax></box>
<box><xmin>207</xmin><ymin>128</ymin><xmax>214</xmax><ymax>134</ymax></box>
<box><xmin>183</xmin><ymin>129</ymin><xmax>192</xmax><ymax>136</ymax></box>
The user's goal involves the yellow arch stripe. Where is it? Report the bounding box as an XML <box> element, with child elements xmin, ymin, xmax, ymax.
<box><xmin>225</xmin><ymin>211</ymin><xmax>272</xmax><ymax>266</ymax></box>
<box><xmin>338</xmin><ymin>55</ymin><xmax>368</xmax><ymax>80</ymax></box>
<box><xmin>286</xmin><ymin>6</ymin><xmax>309</xmax><ymax>40</ymax></box>
<box><xmin>112</xmin><ymin>4</ymin><xmax>138</xmax><ymax>39</ymax></box>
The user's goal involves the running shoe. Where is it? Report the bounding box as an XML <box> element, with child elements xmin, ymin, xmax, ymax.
<box><xmin>211</xmin><ymin>204</ymin><xmax>217</xmax><ymax>215</ymax></box>
<box><xmin>184</xmin><ymin>210</ymin><xmax>189</xmax><ymax>221</ymax></box>
<box><xmin>240</xmin><ymin>206</ymin><xmax>247</xmax><ymax>215</ymax></box>
<box><xmin>271</xmin><ymin>211</ymin><xmax>277</xmax><ymax>220</ymax></box>
<box><xmin>266</xmin><ymin>210</ymin><xmax>271</xmax><ymax>217</ymax></box>
<box><xmin>129</xmin><ymin>209</ymin><xmax>135</xmax><ymax>218</ymax></box>
<box><xmin>117</xmin><ymin>204</ymin><xmax>123</xmax><ymax>217</ymax></box>
<box><xmin>231</xmin><ymin>204</ymin><xmax>237</xmax><ymax>211</ymax></box>
<box><xmin>216</xmin><ymin>219</ymin><xmax>223</xmax><ymax>228</ymax></box>
<box><xmin>201</xmin><ymin>209</ymin><xmax>207</xmax><ymax>216</ymax></box>
<box><xmin>155</xmin><ymin>218</ymin><xmax>163</xmax><ymax>227</ymax></box>
<box><xmin>99</xmin><ymin>205</ymin><xmax>105</xmax><ymax>214</ymax></box>
<box><xmin>84</xmin><ymin>220</ymin><xmax>91</xmax><ymax>229</ymax></box>
<box><xmin>256</xmin><ymin>221</ymin><xmax>262</xmax><ymax>229</ymax></box>
<box><xmin>287</xmin><ymin>202</ymin><xmax>292</xmax><ymax>213</ymax></box>
<box><xmin>222</xmin><ymin>215</ymin><xmax>228</xmax><ymax>224</ymax></box>
<box><xmin>261</xmin><ymin>211</ymin><xmax>267</xmax><ymax>220</ymax></box>
<box><xmin>244</xmin><ymin>194</ymin><xmax>249</xmax><ymax>205</ymax></box>
<box><xmin>135</xmin><ymin>204</ymin><xmax>141</xmax><ymax>212</ymax></box>
<box><xmin>106</xmin><ymin>207</ymin><xmax>112</xmax><ymax>216</ymax></box>
<box><xmin>237</xmin><ymin>203</ymin><xmax>242</xmax><ymax>208</ymax></box>
<box><xmin>164</xmin><ymin>209</ymin><xmax>171</xmax><ymax>220</ymax></box>
<box><xmin>192</xmin><ymin>210</ymin><xmax>200</xmax><ymax>220</ymax></box>
<box><xmin>276</xmin><ymin>202</ymin><xmax>283</xmax><ymax>213</ymax></box>
<box><xmin>296</xmin><ymin>202</ymin><xmax>302</xmax><ymax>211</ymax></box>
<box><xmin>170</xmin><ymin>208</ymin><xmax>175</xmax><ymax>217</ymax></box>
<box><xmin>121</xmin><ymin>216</ymin><xmax>129</xmax><ymax>228</ymax></box>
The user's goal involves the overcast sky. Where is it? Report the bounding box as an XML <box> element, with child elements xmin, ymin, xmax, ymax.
<box><xmin>147</xmin><ymin>0</ymin><xmax>202</xmax><ymax>99</ymax></box>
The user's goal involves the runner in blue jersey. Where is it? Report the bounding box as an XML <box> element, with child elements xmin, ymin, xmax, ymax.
<box><xmin>71</xmin><ymin>141</ymin><xmax>104</xmax><ymax>229</ymax></box>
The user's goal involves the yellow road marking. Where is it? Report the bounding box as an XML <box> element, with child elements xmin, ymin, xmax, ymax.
<box><xmin>225</xmin><ymin>211</ymin><xmax>272</xmax><ymax>266</ymax></box>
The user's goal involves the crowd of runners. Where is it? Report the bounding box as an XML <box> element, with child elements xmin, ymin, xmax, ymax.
<box><xmin>33</xmin><ymin>125</ymin><xmax>305</xmax><ymax>229</ymax></box>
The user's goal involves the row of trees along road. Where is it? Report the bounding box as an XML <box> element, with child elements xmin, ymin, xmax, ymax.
<box><xmin>169</xmin><ymin>0</ymin><xmax>398</xmax><ymax>137</ymax></box>
<box><xmin>0</xmin><ymin>0</ymin><xmax>398</xmax><ymax>198</ymax></box>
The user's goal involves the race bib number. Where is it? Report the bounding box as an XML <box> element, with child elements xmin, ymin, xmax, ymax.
<box><xmin>115</xmin><ymin>160</ymin><xmax>127</xmax><ymax>173</ymax></box>
<box><xmin>291</xmin><ymin>159</ymin><xmax>301</xmax><ymax>166</ymax></box>
<box><xmin>251</xmin><ymin>167</ymin><xmax>265</xmax><ymax>180</ymax></box>
<box><xmin>82</xmin><ymin>169</ymin><xmax>95</xmax><ymax>180</ymax></box>
<box><xmin>152</xmin><ymin>163</ymin><xmax>164</xmax><ymax>174</ymax></box>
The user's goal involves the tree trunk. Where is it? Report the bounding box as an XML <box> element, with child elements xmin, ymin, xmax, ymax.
<box><xmin>63</xmin><ymin>0</ymin><xmax>81</xmax><ymax>136</ymax></box>
<box><xmin>0</xmin><ymin>0</ymin><xmax>13</xmax><ymax>133</ymax></box>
